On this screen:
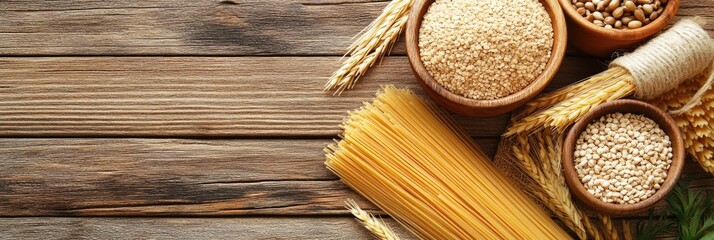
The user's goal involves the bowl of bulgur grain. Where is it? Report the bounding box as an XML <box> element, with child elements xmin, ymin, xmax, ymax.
<box><xmin>405</xmin><ymin>0</ymin><xmax>567</xmax><ymax>117</ymax></box>
<box><xmin>563</xmin><ymin>99</ymin><xmax>685</xmax><ymax>215</ymax></box>
<box><xmin>559</xmin><ymin>0</ymin><xmax>680</xmax><ymax>57</ymax></box>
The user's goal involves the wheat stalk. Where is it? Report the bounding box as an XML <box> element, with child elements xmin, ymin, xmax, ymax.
<box><xmin>346</xmin><ymin>199</ymin><xmax>401</xmax><ymax>240</ymax></box>
<box><xmin>325</xmin><ymin>0</ymin><xmax>414</xmax><ymax>94</ymax></box>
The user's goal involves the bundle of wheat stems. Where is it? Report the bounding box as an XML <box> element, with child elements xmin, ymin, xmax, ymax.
<box><xmin>324</xmin><ymin>0</ymin><xmax>414</xmax><ymax>94</ymax></box>
<box><xmin>505</xmin><ymin>19</ymin><xmax>713</xmax><ymax>137</ymax></box>
<box><xmin>648</xmin><ymin>68</ymin><xmax>714</xmax><ymax>174</ymax></box>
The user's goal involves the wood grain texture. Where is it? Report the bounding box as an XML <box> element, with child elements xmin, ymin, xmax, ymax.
<box><xmin>0</xmin><ymin>138</ymin><xmax>496</xmax><ymax>216</ymax></box>
<box><xmin>0</xmin><ymin>0</ymin><xmax>711</xmax><ymax>239</ymax></box>
<box><xmin>0</xmin><ymin>138</ymin><xmax>709</xmax><ymax>217</ymax></box>
<box><xmin>0</xmin><ymin>0</ymin><xmax>711</xmax><ymax>56</ymax></box>
<box><xmin>0</xmin><ymin>56</ymin><xmax>602</xmax><ymax>137</ymax></box>
<box><xmin>0</xmin><ymin>0</ymin><xmax>401</xmax><ymax>56</ymax></box>
<box><xmin>0</xmin><ymin>217</ymin><xmax>417</xmax><ymax>240</ymax></box>
<box><xmin>0</xmin><ymin>217</ymin><xmax>681</xmax><ymax>240</ymax></box>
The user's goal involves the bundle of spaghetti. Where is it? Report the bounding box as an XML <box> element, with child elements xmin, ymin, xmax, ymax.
<box><xmin>325</xmin><ymin>86</ymin><xmax>571</xmax><ymax>239</ymax></box>
<box><xmin>649</xmin><ymin>68</ymin><xmax>714</xmax><ymax>174</ymax></box>
<box><xmin>505</xmin><ymin>19</ymin><xmax>714</xmax><ymax>136</ymax></box>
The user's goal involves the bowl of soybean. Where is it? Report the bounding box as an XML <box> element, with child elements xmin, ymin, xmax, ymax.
<box><xmin>563</xmin><ymin>99</ymin><xmax>685</xmax><ymax>215</ymax></box>
<box><xmin>559</xmin><ymin>0</ymin><xmax>680</xmax><ymax>57</ymax></box>
<box><xmin>405</xmin><ymin>0</ymin><xmax>567</xmax><ymax>117</ymax></box>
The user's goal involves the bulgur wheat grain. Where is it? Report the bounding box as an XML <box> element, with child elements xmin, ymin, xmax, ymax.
<box><xmin>419</xmin><ymin>0</ymin><xmax>554</xmax><ymax>100</ymax></box>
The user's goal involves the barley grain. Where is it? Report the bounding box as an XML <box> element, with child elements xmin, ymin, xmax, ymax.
<box><xmin>575</xmin><ymin>113</ymin><xmax>672</xmax><ymax>204</ymax></box>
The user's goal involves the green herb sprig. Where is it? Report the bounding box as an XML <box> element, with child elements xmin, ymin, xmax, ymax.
<box><xmin>636</xmin><ymin>209</ymin><xmax>675</xmax><ymax>240</ymax></box>
<box><xmin>635</xmin><ymin>180</ymin><xmax>714</xmax><ymax>240</ymax></box>
<box><xmin>668</xmin><ymin>181</ymin><xmax>714</xmax><ymax>240</ymax></box>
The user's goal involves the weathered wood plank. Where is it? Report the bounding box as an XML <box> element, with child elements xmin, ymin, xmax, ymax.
<box><xmin>0</xmin><ymin>217</ymin><xmax>692</xmax><ymax>239</ymax></box>
<box><xmin>0</xmin><ymin>56</ymin><xmax>603</xmax><ymax>137</ymax></box>
<box><xmin>0</xmin><ymin>0</ymin><xmax>711</xmax><ymax>56</ymax></box>
<box><xmin>0</xmin><ymin>0</ymin><xmax>399</xmax><ymax>56</ymax></box>
<box><xmin>0</xmin><ymin>138</ymin><xmax>496</xmax><ymax>216</ymax></box>
<box><xmin>0</xmin><ymin>217</ymin><xmax>418</xmax><ymax>240</ymax></box>
<box><xmin>0</xmin><ymin>138</ymin><xmax>710</xmax><ymax>217</ymax></box>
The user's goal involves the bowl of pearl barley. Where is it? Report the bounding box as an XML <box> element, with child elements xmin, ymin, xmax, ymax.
<box><xmin>562</xmin><ymin>99</ymin><xmax>685</xmax><ymax>215</ymax></box>
<box><xmin>405</xmin><ymin>0</ymin><xmax>567</xmax><ymax>117</ymax></box>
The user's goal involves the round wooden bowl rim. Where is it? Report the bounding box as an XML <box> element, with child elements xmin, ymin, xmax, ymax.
<box><xmin>405</xmin><ymin>0</ymin><xmax>567</xmax><ymax>109</ymax></box>
<box><xmin>562</xmin><ymin>99</ymin><xmax>685</xmax><ymax>215</ymax></box>
<box><xmin>557</xmin><ymin>0</ymin><xmax>680</xmax><ymax>40</ymax></box>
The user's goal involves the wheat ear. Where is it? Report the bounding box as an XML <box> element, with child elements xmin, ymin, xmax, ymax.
<box><xmin>535</xmin><ymin>132</ymin><xmax>587</xmax><ymax>240</ymax></box>
<box><xmin>549</xmin><ymin>74</ymin><xmax>636</xmax><ymax>128</ymax></box>
<box><xmin>541</xmin><ymin>131</ymin><xmax>590</xmax><ymax>238</ymax></box>
<box><xmin>504</xmin><ymin>68</ymin><xmax>633</xmax><ymax>136</ymax></box>
<box><xmin>598</xmin><ymin>214</ymin><xmax>619</xmax><ymax>240</ymax></box>
<box><xmin>622</xmin><ymin>220</ymin><xmax>633</xmax><ymax>240</ymax></box>
<box><xmin>519</xmin><ymin>70</ymin><xmax>613</xmax><ymax>117</ymax></box>
<box><xmin>581</xmin><ymin>211</ymin><xmax>605</xmax><ymax>240</ymax></box>
<box><xmin>512</xmin><ymin>133</ymin><xmax>587</xmax><ymax>239</ymax></box>
<box><xmin>346</xmin><ymin>199</ymin><xmax>401</xmax><ymax>240</ymax></box>
<box><xmin>325</xmin><ymin>0</ymin><xmax>414</xmax><ymax>94</ymax></box>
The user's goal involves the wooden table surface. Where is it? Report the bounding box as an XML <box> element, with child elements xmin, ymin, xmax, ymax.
<box><xmin>1</xmin><ymin>1</ymin><xmax>712</xmax><ymax>239</ymax></box>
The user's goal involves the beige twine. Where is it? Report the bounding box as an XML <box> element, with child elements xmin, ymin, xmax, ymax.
<box><xmin>610</xmin><ymin>18</ymin><xmax>714</xmax><ymax>114</ymax></box>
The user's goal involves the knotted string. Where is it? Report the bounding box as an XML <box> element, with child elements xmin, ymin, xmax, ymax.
<box><xmin>610</xmin><ymin>18</ymin><xmax>714</xmax><ymax>115</ymax></box>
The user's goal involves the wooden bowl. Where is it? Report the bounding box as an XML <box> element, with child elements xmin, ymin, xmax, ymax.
<box><xmin>563</xmin><ymin>99</ymin><xmax>685</xmax><ymax>215</ymax></box>
<box><xmin>405</xmin><ymin>0</ymin><xmax>567</xmax><ymax>117</ymax></box>
<box><xmin>558</xmin><ymin>0</ymin><xmax>680</xmax><ymax>57</ymax></box>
